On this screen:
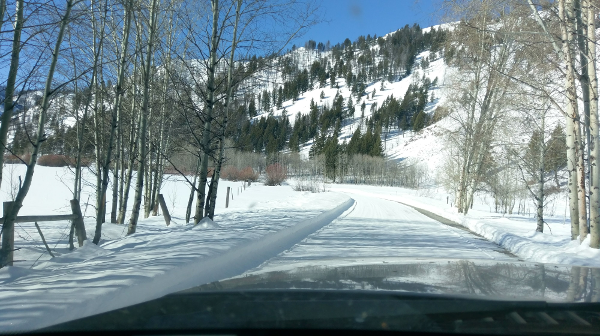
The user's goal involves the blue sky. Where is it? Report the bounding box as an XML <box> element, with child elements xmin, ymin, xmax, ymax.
<box><xmin>299</xmin><ymin>0</ymin><xmax>439</xmax><ymax>47</ymax></box>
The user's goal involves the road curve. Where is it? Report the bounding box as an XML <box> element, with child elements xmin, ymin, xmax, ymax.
<box><xmin>253</xmin><ymin>191</ymin><xmax>515</xmax><ymax>272</ymax></box>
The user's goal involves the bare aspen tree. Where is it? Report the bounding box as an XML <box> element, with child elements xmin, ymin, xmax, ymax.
<box><xmin>128</xmin><ymin>0</ymin><xmax>159</xmax><ymax>235</ymax></box>
<box><xmin>143</xmin><ymin>109</ymin><xmax>154</xmax><ymax>217</ymax></box>
<box><xmin>70</xmin><ymin>4</ymin><xmax>112</xmax><ymax>204</ymax></box>
<box><xmin>186</xmin><ymin>155</ymin><xmax>201</xmax><ymax>223</ymax></box>
<box><xmin>560</xmin><ymin>0</ymin><xmax>583</xmax><ymax>240</ymax></box>
<box><xmin>118</xmin><ymin>97</ymin><xmax>140</xmax><ymax>223</ymax></box>
<box><xmin>0</xmin><ymin>0</ymin><xmax>6</xmax><ymax>29</ymax></box>
<box><xmin>0</xmin><ymin>0</ymin><xmax>24</xmax><ymax>190</ymax></box>
<box><xmin>67</xmin><ymin>46</ymin><xmax>83</xmax><ymax>250</ymax></box>
<box><xmin>109</xmin><ymin>0</ymin><xmax>134</xmax><ymax>224</ymax></box>
<box><xmin>514</xmin><ymin>102</ymin><xmax>553</xmax><ymax>233</ymax></box>
<box><xmin>193</xmin><ymin>0</ymin><xmax>221</xmax><ymax>224</ymax></box>
<box><xmin>574</xmin><ymin>0</ymin><xmax>591</xmax><ymax>206</ymax></box>
<box><xmin>587</xmin><ymin>0</ymin><xmax>600</xmax><ymax>247</ymax></box>
<box><xmin>92</xmin><ymin>0</ymin><xmax>134</xmax><ymax>243</ymax></box>
<box><xmin>442</xmin><ymin>3</ymin><xmax>516</xmax><ymax>215</ymax></box>
<box><xmin>526</xmin><ymin>0</ymin><xmax>583</xmax><ymax>240</ymax></box>
<box><xmin>117</xmin><ymin>33</ymin><xmax>141</xmax><ymax>224</ymax></box>
<box><xmin>535</xmin><ymin>114</ymin><xmax>547</xmax><ymax>233</ymax></box>
<box><xmin>571</xmin><ymin>0</ymin><xmax>588</xmax><ymax>241</ymax></box>
<box><xmin>149</xmin><ymin>1</ymin><xmax>176</xmax><ymax>217</ymax></box>
<box><xmin>91</xmin><ymin>0</ymin><xmax>110</xmax><ymax>231</ymax></box>
<box><xmin>1</xmin><ymin>0</ymin><xmax>75</xmax><ymax>267</ymax></box>
<box><xmin>206</xmin><ymin>0</ymin><xmax>242</xmax><ymax>219</ymax></box>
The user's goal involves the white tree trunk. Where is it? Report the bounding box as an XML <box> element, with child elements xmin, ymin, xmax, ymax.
<box><xmin>207</xmin><ymin>0</ymin><xmax>242</xmax><ymax>219</ymax></box>
<box><xmin>587</xmin><ymin>0</ymin><xmax>600</xmax><ymax>248</ymax></box>
<box><xmin>561</xmin><ymin>0</ymin><xmax>581</xmax><ymax>240</ymax></box>
<box><xmin>94</xmin><ymin>0</ymin><xmax>132</xmax><ymax>241</ymax></box>
<box><xmin>195</xmin><ymin>0</ymin><xmax>220</xmax><ymax>224</ymax></box>
<box><xmin>127</xmin><ymin>0</ymin><xmax>159</xmax><ymax>235</ymax></box>
<box><xmin>110</xmin><ymin>0</ymin><xmax>133</xmax><ymax>224</ymax></box>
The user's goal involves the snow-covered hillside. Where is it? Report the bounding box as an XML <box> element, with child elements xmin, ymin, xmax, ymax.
<box><xmin>253</xmin><ymin>46</ymin><xmax>449</xmax><ymax>171</ymax></box>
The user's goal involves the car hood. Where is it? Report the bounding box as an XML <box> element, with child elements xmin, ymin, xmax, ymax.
<box><xmin>187</xmin><ymin>258</ymin><xmax>599</xmax><ymax>303</ymax></box>
<box><xmin>42</xmin><ymin>259</ymin><xmax>600</xmax><ymax>334</ymax></box>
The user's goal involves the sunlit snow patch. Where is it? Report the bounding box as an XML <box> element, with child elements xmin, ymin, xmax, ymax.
<box><xmin>195</xmin><ymin>217</ymin><xmax>221</xmax><ymax>229</ymax></box>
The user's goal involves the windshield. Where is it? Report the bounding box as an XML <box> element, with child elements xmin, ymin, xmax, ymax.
<box><xmin>0</xmin><ymin>0</ymin><xmax>600</xmax><ymax>333</ymax></box>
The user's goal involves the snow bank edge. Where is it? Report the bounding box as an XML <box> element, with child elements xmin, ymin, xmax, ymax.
<box><xmin>37</xmin><ymin>196</ymin><xmax>355</xmax><ymax>331</ymax></box>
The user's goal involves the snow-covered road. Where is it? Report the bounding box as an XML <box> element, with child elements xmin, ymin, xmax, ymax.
<box><xmin>251</xmin><ymin>191</ymin><xmax>515</xmax><ymax>273</ymax></box>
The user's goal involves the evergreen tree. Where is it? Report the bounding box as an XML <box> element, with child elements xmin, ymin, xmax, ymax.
<box><xmin>348</xmin><ymin>128</ymin><xmax>361</xmax><ymax>156</ymax></box>
<box><xmin>309</xmin><ymin>131</ymin><xmax>325</xmax><ymax>159</ymax></box>
<box><xmin>248</xmin><ymin>98</ymin><xmax>257</xmax><ymax>117</ymax></box>
<box><xmin>289</xmin><ymin>132</ymin><xmax>300</xmax><ymax>152</ymax></box>
<box><xmin>546</xmin><ymin>125</ymin><xmax>567</xmax><ymax>180</ymax></box>
<box><xmin>266</xmin><ymin>135</ymin><xmax>278</xmax><ymax>154</ymax></box>
<box><xmin>346</xmin><ymin>96</ymin><xmax>355</xmax><ymax>119</ymax></box>
<box><xmin>413</xmin><ymin>110</ymin><xmax>427</xmax><ymax>132</ymax></box>
<box><xmin>370</xmin><ymin>131</ymin><xmax>383</xmax><ymax>157</ymax></box>
<box><xmin>277</xmin><ymin>87</ymin><xmax>283</xmax><ymax>108</ymax></box>
<box><xmin>324</xmin><ymin>130</ymin><xmax>339</xmax><ymax>181</ymax></box>
<box><xmin>262</xmin><ymin>89</ymin><xmax>271</xmax><ymax>112</ymax></box>
<box><xmin>330</xmin><ymin>71</ymin><xmax>336</xmax><ymax>88</ymax></box>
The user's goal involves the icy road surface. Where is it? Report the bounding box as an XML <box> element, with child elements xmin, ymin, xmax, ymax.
<box><xmin>251</xmin><ymin>191</ymin><xmax>515</xmax><ymax>273</ymax></box>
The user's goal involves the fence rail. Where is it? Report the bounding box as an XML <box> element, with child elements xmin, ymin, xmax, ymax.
<box><xmin>1</xmin><ymin>199</ymin><xmax>86</xmax><ymax>267</ymax></box>
<box><xmin>0</xmin><ymin>214</ymin><xmax>78</xmax><ymax>223</ymax></box>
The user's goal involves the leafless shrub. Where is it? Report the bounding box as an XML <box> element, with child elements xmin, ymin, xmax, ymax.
<box><xmin>37</xmin><ymin>154</ymin><xmax>70</xmax><ymax>167</ymax></box>
<box><xmin>222</xmin><ymin>166</ymin><xmax>258</xmax><ymax>181</ymax></box>
<box><xmin>293</xmin><ymin>175</ymin><xmax>326</xmax><ymax>193</ymax></box>
<box><xmin>265</xmin><ymin>163</ymin><xmax>287</xmax><ymax>186</ymax></box>
<box><xmin>221</xmin><ymin>166</ymin><xmax>240</xmax><ymax>180</ymax></box>
<box><xmin>3</xmin><ymin>154</ymin><xmax>31</xmax><ymax>164</ymax></box>
<box><xmin>239</xmin><ymin>167</ymin><xmax>259</xmax><ymax>181</ymax></box>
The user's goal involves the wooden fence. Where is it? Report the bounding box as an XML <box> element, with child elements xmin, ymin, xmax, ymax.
<box><xmin>0</xmin><ymin>199</ymin><xmax>86</xmax><ymax>267</ymax></box>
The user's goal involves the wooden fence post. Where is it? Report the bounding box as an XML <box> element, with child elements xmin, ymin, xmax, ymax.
<box><xmin>157</xmin><ymin>194</ymin><xmax>171</xmax><ymax>226</ymax></box>
<box><xmin>226</xmin><ymin>187</ymin><xmax>230</xmax><ymax>208</ymax></box>
<box><xmin>70</xmin><ymin>199</ymin><xmax>87</xmax><ymax>247</ymax></box>
<box><xmin>1</xmin><ymin>201</ymin><xmax>15</xmax><ymax>266</ymax></box>
<box><xmin>34</xmin><ymin>222</ymin><xmax>55</xmax><ymax>258</ymax></box>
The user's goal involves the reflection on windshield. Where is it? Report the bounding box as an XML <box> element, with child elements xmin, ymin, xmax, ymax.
<box><xmin>189</xmin><ymin>260</ymin><xmax>599</xmax><ymax>303</ymax></box>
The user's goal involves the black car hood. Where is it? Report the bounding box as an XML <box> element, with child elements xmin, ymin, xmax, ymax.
<box><xmin>41</xmin><ymin>259</ymin><xmax>600</xmax><ymax>335</ymax></box>
<box><xmin>188</xmin><ymin>258</ymin><xmax>599</xmax><ymax>303</ymax></box>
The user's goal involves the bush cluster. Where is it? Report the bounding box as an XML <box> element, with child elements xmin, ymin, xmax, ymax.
<box><xmin>265</xmin><ymin>163</ymin><xmax>287</xmax><ymax>186</ymax></box>
<box><xmin>221</xmin><ymin>166</ymin><xmax>259</xmax><ymax>181</ymax></box>
<box><xmin>293</xmin><ymin>176</ymin><xmax>326</xmax><ymax>193</ymax></box>
<box><xmin>3</xmin><ymin>154</ymin><xmax>31</xmax><ymax>164</ymax></box>
<box><xmin>37</xmin><ymin>154</ymin><xmax>71</xmax><ymax>167</ymax></box>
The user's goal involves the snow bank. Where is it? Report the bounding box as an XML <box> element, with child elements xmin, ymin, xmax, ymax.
<box><xmin>0</xmin><ymin>165</ymin><xmax>354</xmax><ymax>332</ymax></box>
<box><xmin>331</xmin><ymin>185</ymin><xmax>600</xmax><ymax>268</ymax></box>
<box><xmin>0</xmin><ymin>195</ymin><xmax>353</xmax><ymax>332</ymax></box>
<box><xmin>195</xmin><ymin>217</ymin><xmax>221</xmax><ymax>229</ymax></box>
